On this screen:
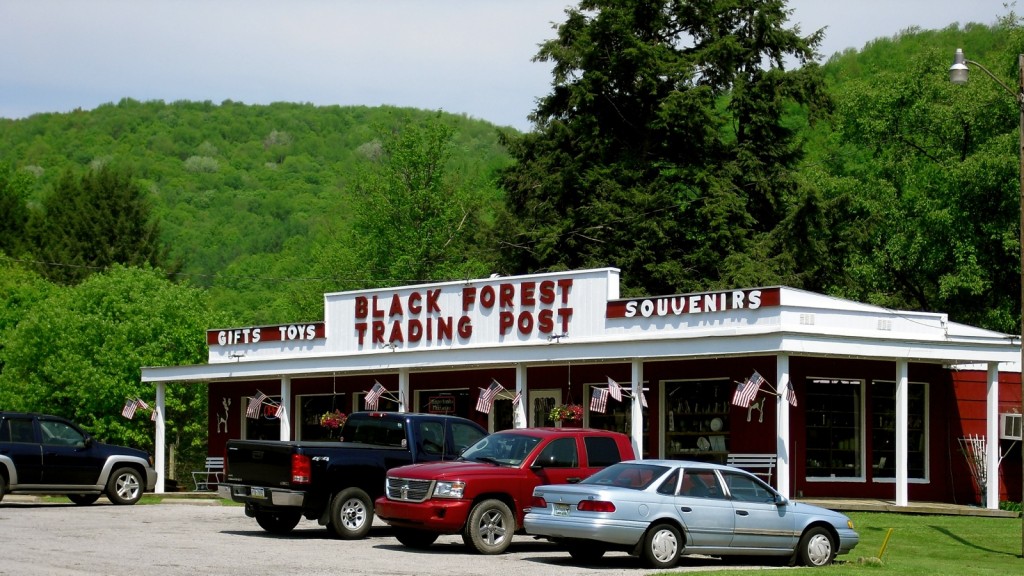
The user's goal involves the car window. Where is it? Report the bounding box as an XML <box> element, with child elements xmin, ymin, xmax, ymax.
<box><xmin>462</xmin><ymin>433</ymin><xmax>541</xmax><ymax>466</ymax></box>
<box><xmin>679</xmin><ymin>468</ymin><xmax>725</xmax><ymax>499</ymax></box>
<box><xmin>341</xmin><ymin>418</ymin><xmax>407</xmax><ymax>447</ymax></box>
<box><xmin>2</xmin><ymin>418</ymin><xmax>36</xmax><ymax>443</ymax></box>
<box><xmin>582</xmin><ymin>463</ymin><xmax>670</xmax><ymax>490</ymax></box>
<box><xmin>417</xmin><ymin>421</ymin><xmax>444</xmax><ymax>455</ymax></box>
<box><xmin>535</xmin><ymin>437</ymin><xmax>579</xmax><ymax>468</ymax></box>
<box><xmin>451</xmin><ymin>422</ymin><xmax>486</xmax><ymax>454</ymax></box>
<box><xmin>583</xmin><ymin>436</ymin><xmax>623</xmax><ymax>467</ymax></box>
<box><xmin>39</xmin><ymin>420</ymin><xmax>86</xmax><ymax>447</ymax></box>
<box><xmin>656</xmin><ymin>469</ymin><xmax>680</xmax><ymax>495</ymax></box>
<box><xmin>722</xmin><ymin>471</ymin><xmax>776</xmax><ymax>503</ymax></box>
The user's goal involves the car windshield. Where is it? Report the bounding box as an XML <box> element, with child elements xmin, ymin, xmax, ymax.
<box><xmin>581</xmin><ymin>462</ymin><xmax>671</xmax><ymax>490</ymax></box>
<box><xmin>460</xmin><ymin>432</ymin><xmax>542</xmax><ymax>466</ymax></box>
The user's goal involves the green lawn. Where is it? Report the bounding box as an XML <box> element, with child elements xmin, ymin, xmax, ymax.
<box><xmin>664</xmin><ymin>512</ymin><xmax>1023</xmax><ymax>575</ymax></box>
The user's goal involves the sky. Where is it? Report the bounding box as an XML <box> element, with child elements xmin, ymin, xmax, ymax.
<box><xmin>0</xmin><ymin>0</ymin><xmax>1012</xmax><ymax>132</ymax></box>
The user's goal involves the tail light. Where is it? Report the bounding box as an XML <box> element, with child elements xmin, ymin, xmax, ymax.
<box><xmin>577</xmin><ymin>500</ymin><xmax>615</xmax><ymax>513</ymax></box>
<box><xmin>530</xmin><ymin>495</ymin><xmax>548</xmax><ymax>509</ymax></box>
<box><xmin>291</xmin><ymin>453</ymin><xmax>311</xmax><ymax>484</ymax></box>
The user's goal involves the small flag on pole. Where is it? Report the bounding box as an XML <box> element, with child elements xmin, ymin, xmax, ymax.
<box><xmin>475</xmin><ymin>379</ymin><xmax>505</xmax><ymax>414</ymax></box>
<box><xmin>732</xmin><ymin>371</ymin><xmax>764</xmax><ymax>408</ymax></box>
<box><xmin>364</xmin><ymin>381</ymin><xmax>386</xmax><ymax>410</ymax></box>
<box><xmin>274</xmin><ymin>403</ymin><xmax>286</xmax><ymax>418</ymax></box>
<box><xmin>136</xmin><ymin>398</ymin><xmax>149</xmax><ymax>410</ymax></box>
<box><xmin>590</xmin><ymin>387</ymin><xmax>609</xmax><ymax>413</ymax></box>
<box><xmin>785</xmin><ymin>381</ymin><xmax>798</xmax><ymax>407</ymax></box>
<box><xmin>607</xmin><ymin>377</ymin><xmax>623</xmax><ymax>402</ymax></box>
<box><xmin>247</xmin><ymin>391</ymin><xmax>267</xmax><ymax>419</ymax></box>
<box><xmin>512</xmin><ymin>391</ymin><xmax>522</xmax><ymax>408</ymax></box>
<box><xmin>150</xmin><ymin>408</ymin><xmax>158</xmax><ymax>422</ymax></box>
<box><xmin>640</xmin><ymin>391</ymin><xmax>647</xmax><ymax>408</ymax></box>
<box><xmin>121</xmin><ymin>398</ymin><xmax>139</xmax><ymax>419</ymax></box>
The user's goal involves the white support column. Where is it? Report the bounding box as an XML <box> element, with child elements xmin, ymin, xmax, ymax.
<box><xmin>155</xmin><ymin>382</ymin><xmax>166</xmax><ymax>494</ymax></box>
<box><xmin>895</xmin><ymin>360</ymin><xmax>909</xmax><ymax>506</ymax></box>
<box><xmin>279</xmin><ymin>376</ymin><xmax>291</xmax><ymax>441</ymax></box>
<box><xmin>399</xmin><ymin>368</ymin><xmax>410</xmax><ymax>412</ymax></box>
<box><xmin>631</xmin><ymin>359</ymin><xmax>644</xmax><ymax>459</ymax></box>
<box><xmin>514</xmin><ymin>364</ymin><xmax>528</xmax><ymax>429</ymax></box>
<box><xmin>775</xmin><ymin>355</ymin><xmax>791</xmax><ymax>497</ymax></box>
<box><xmin>986</xmin><ymin>362</ymin><xmax>1000</xmax><ymax>509</ymax></box>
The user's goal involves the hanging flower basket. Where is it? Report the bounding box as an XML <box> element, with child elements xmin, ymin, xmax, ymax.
<box><xmin>549</xmin><ymin>404</ymin><xmax>583</xmax><ymax>422</ymax></box>
<box><xmin>320</xmin><ymin>410</ymin><xmax>347</xmax><ymax>431</ymax></box>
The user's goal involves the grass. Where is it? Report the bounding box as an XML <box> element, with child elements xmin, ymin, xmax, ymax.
<box><xmin>663</xmin><ymin>512</ymin><xmax>1024</xmax><ymax>575</ymax></box>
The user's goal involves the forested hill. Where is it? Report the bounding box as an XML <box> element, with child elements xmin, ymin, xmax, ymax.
<box><xmin>0</xmin><ymin>101</ymin><xmax>513</xmax><ymax>322</ymax></box>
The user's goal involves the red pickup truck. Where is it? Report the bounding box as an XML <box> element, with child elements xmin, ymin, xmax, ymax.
<box><xmin>375</xmin><ymin>427</ymin><xmax>635</xmax><ymax>554</ymax></box>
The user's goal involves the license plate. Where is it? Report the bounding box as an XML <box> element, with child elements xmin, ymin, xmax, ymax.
<box><xmin>553</xmin><ymin>503</ymin><xmax>570</xmax><ymax>517</ymax></box>
<box><xmin>250</xmin><ymin>486</ymin><xmax>265</xmax><ymax>499</ymax></box>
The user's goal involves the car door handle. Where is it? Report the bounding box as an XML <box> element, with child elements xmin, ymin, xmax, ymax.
<box><xmin>567</xmin><ymin>477</ymin><xmax>582</xmax><ymax>484</ymax></box>
<box><xmin>680</xmin><ymin>506</ymin><xmax>693</xmax><ymax>513</ymax></box>
<box><xmin>736</xmin><ymin>510</ymin><xmax>749</xmax><ymax>516</ymax></box>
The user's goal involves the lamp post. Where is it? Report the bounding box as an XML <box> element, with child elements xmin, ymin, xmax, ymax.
<box><xmin>950</xmin><ymin>47</ymin><xmax>1024</xmax><ymax>558</ymax></box>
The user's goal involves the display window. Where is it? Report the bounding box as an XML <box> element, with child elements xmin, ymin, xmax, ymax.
<box><xmin>870</xmin><ymin>380</ymin><xmax>928</xmax><ymax>480</ymax></box>
<box><xmin>661</xmin><ymin>378</ymin><xmax>731</xmax><ymax>463</ymax></box>
<box><xmin>241</xmin><ymin>394</ymin><xmax>282</xmax><ymax>440</ymax></box>
<box><xmin>805</xmin><ymin>378</ymin><xmax>864</xmax><ymax>480</ymax></box>
<box><xmin>296</xmin><ymin>393</ymin><xmax>349</xmax><ymax>441</ymax></box>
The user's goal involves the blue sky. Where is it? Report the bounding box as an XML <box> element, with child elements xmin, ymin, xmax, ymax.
<box><xmin>0</xmin><ymin>0</ymin><xmax>1011</xmax><ymax>131</ymax></box>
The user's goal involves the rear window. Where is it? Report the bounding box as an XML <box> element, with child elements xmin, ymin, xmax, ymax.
<box><xmin>341</xmin><ymin>417</ymin><xmax>407</xmax><ymax>447</ymax></box>
<box><xmin>584</xmin><ymin>436</ymin><xmax>623</xmax><ymax>467</ymax></box>
<box><xmin>582</xmin><ymin>463</ymin><xmax>670</xmax><ymax>490</ymax></box>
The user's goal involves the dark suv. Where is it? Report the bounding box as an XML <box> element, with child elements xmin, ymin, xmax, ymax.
<box><xmin>0</xmin><ymin>412</ymin><xmax>157</xmax><ymax>505</ymax></box>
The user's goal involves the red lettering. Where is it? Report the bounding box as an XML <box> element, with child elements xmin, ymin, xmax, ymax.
<box><xmin>408</xmin><ymin>319</ymin><xmax>423</xmax><ymax>342</ymax></box>
<box><xmin>408</xmin><ymin>291</ymin><xmax>422</xmax><ymax>314</ymax></box>
<box><xmin>388</xmin><ymin>321</ymin><xmax>404</xmax><ymax>343</ymax></box>
<box><xmin>457</xmin><ymin>316</ymin><xmax>473</xmax><ymax>339</ymax></box>
<box><xmin>498</xmin><ymin>311</ymin><xmax>514</xmax><ymax>335</ymax></box>
<box><xmin>426</xmin><ymin>289</ymin><xmax>442</xmax><ymax>313</ymax></box>
<box><xmin>437</xmin><ymin>317</ymin><xmax>453</xmax><ymax>340</ymax></box>
<box><xmin>372</xmin><ymin>321</ymin><xmax>386</xmax><ymax>343</ymax></box>
<box><xmin>521</xmin><ymin>282</ymin><xmax>536</xmax><ymax>306</ymax></box>
<box><xmin>539</xmin><ymin>280</ymin><xmax>555</xmax><ymax>304</ymax></box>
<box><xmin>557</xmin><ymin>308</ymin><xmax>573</xmax><ymax>333</ymax></box>
<box><xmin>372</xmin><ymin>296</ymin><xmax>385</xmax><ymax>318</ymax></box>
<box><xmin>355</xmin><ymin>323</ymin><xmax>368</xmax><ymax>345</ymax></box>
<box><xmin>557</xmin><ymin>279</ymin><xmax>573</xmax><ymax>304</ymax></box>
<box><xmin>388</xmin><ymin>294</ymin><xmax>403</xmax><ymax>317</ymax></box>
<box><xmin>480</xmin><ymin>285</ymin><xmax>496</xmax><ymax>308</ymax></box>
<box><xmin>355</xmin><ymin>296</ymin><xmax>368</xmax><ymax>319</ymax></box>
<box><xmin>517</xmin><ymin>311</ymin><xmax>534</xmax><ymax>334</ymax></box>
<box><xmin>461</xmin><ymin>287</ymin><xmax>477</xmax><ymax>311</ymax></box>
<box><xmin>499</xmin><ymin>283</ymin><xmax>515</xmax><ymax>308</ymax></box>
<box><xmin>538</xmin><ymin>309</ymin><xmax>553</xmax><ymax>334</ymax></box>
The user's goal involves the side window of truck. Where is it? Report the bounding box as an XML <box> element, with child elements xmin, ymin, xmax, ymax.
<box><xmin>2</xmin><ymin>418</ymin><xmax>36</xmax><ymax>443</ymax></box>
<box><xmin>450</xmin><ymin>422</ymin><xmax>486</xmax><ymax>455</ymax></box>
<box><xmin>417</xmin><ymin>421</ymin><xmax>444</xmax><ymax>455</ymax></box>
<box><xmin>536</xmin><ymin>438</ymin><xmax>579</xmax><ymax>468</ymax></box>
<box><xmin>39</xmin><ymin>420</ymin><xmax>86</xmax><ymax>447</ymax></box>
<box><xmin>584</xmin><ymin>435</ymin><xmax>624</xmax><ymax>467</ymax></box>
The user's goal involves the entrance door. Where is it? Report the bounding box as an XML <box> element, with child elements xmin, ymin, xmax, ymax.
<box><xmin>529</xmin><ymin>390</ymin><xmax>560</xmax><ymax>428</ymax></box>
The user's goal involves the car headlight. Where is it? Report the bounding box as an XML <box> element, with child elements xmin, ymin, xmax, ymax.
<box><xmin>433</xmin><ymin>481</ymin><xmax>466</xmax><ymax>499</ymax></box>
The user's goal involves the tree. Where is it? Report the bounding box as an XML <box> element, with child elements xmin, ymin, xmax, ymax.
<box><xmin>497</xmin><ymin>0</ymin><xmax>830</xmax><ymax>295</ymax></box>
<box><xmin>0</xmin><ymin>165</ymin><xmax>32</xmax><ymax>256</ymax></box>
<box><xmin>0</xmin><ymin>266</ymin><xmax>219</xmax><ymax>480</ymax></box>
<box><xmin>28</xmin><ymin>165</ymin><xmax>174</xmax><ymax>285</ymax></box>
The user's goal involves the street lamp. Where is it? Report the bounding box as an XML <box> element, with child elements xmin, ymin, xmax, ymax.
<box><xmin>950</xmin><ymin>47</ymin><xmax>1024</xmax><ymax>558</ymax></box>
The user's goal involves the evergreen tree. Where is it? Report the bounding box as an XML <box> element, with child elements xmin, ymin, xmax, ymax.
<box><xmin>497</xmin><ymin>0</ymin><xmax>830</xmax><ymax>295</ymax></box>
<box><xmin>29</xmin><ymin>166</ymin><xmax>173</xmax><ymax>284</ymax></box>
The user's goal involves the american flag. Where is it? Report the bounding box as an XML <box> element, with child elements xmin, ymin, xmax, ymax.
<box><xmin>785</xmin><ymin>381</ymin><xmax>798</xmax><ymax>407</ymax></box>
<box><xmin>136</xmin><ymin>398</ymin><xmax>149</xmax><ymax>410</ymax></box>
<box><xmin>590</xmin><ymin>387</ymin><xmax>609</xmax><ymax>413</ymax></box>
<box><xmin>364</xmin><ymin>381</ymin><xmax>386</xmax><ymax>410</ymax></box>
<box><xmin>607</xmin><ymin>377</ymin><xmax>623</xmax><ymax>402</ymax></box>
<box><xmin>640</xmin><ymin>392</ymin><xmax>647</xmax><ymax>408</ymax></box>
<box><xmin>150</xmin><ymin>408</ymin><xmax>158</xmax><ymax>422</ymax></box>
<box><xmin>121</xmin><ymin>398</ymin><xmax>139</xmax><ymax>419</ymax></box>
<box><xmin>475</xmin><ymin>380</ymin><xmax>504</xmax><ymax>414</ymax></box>
<box><xmin>512</xmin><ymin>390</ymin><xmax>522</xmax><ymax>408</ymax></box>
<box><xmin>732</xmin><ymin>372</ymin><xmax>764</xmax><ymax>408</ymax></box>
<box><xmin>273</xmin><ymin>403</ymin><xmax>286</xmax><ymax>418</ymax></box>
<box><xmin>247</xmin><ymin>391</ymin><xmax>267</xmax><ymax>419</ymax></box>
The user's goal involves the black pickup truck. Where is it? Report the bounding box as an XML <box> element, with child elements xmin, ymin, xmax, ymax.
<box><xmin>219</xmin><ymin>411</ymin><xmax>487</xmax><ymax>538</ymax></box>
<box><xmin>0</xmin><ymin>411</ymin><xmax>157</xmax><ymax>505</ymax></box>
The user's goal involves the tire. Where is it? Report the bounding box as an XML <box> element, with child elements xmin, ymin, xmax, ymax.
<box><xmin>328</xmin><ymin>487</ymin><xmax>374</xmax><ymax>539</ymax></box>
<box><xmin>797</xmin><ymin>526</ymin><xmax>836</xmax><ymax>567</ymax></box>
<box><xmin>641</xmin><ymin>523</ymin><xmax>682</xmax><ymax>569</ymax></box>
<box><xmin>393</xmin><ymin>528</ymin><xmax>439</xmax><ymax>549</ymax></box>
<box><xmin>463</xmin><ymin>499</ymin><xmax>514</xmax><ymax>555</ymax></box>
<box><xmin>68</xmin><ymin>494</ymin><xmax>101</xmax><ymax>506</ymax></box>
<box><xmin>255</xmin><ymin>509</ymin><xmax>302</xmax><ymax>535</ymax></box>
<box><xmin>106</xmin><ymin>467</ymin><xmax>144</xmax><ymax>505</ymax></box>
<box><xmin>0</xmin><ymin>474</ymin><xmax>6</xmax><ymax>503</ymax></box>
<box><xmin>567</xmin><ymin>542</ymin><xmax>606</xmax><ymax>563</ymax></box>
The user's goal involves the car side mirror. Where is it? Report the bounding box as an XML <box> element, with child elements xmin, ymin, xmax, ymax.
<box><xmin>774</xmin><ymin>493</ymin><xmax>788</xmax><ymax>506</ymax></box>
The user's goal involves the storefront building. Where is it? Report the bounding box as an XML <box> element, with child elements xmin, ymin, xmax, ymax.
<box><xmin>141</xmin><ymin>268</ymin><xmax>1022</xmax><ymax>508</ymax></box>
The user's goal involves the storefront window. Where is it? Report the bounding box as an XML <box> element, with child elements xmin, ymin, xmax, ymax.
<box><xmin>296</xmin><ymin>394</ymin><xmax>348</xmax><ymax>441</ymax></box>
<box><xmin>805</xmin><ymin>379</ymin><xmax>863</xmax><ymax>479</ymax></box>
<box><xmin>242</xmin><ymin>395</ymin><xmax>282</xmax><ymax>440</ymax></box>
<box><xmin>661</xmin><ymin>379</ymin><xmax>730</xmax><ymax>463</ymax></box>
<box><xmin>871</xmin><ymin>381</ymin><xmax>927</xmax><ymax>479</ymax></box>
<box><xmin>355</xmin><ymin>391</ymin><xmax>401</xmax><ymax>414</ymax></box>
<box><xmin>586</xmin><ymin>383</ymin><xmax>649</xmax><ymax>457</ymax></box>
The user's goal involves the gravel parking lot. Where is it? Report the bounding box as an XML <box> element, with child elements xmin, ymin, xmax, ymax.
<box><xmin>0</xmin><ymin>497</ymin><xmax>775</xmax><ymax>575</ymax></box>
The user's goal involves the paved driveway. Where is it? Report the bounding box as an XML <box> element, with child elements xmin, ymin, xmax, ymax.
<box><xmin>0</xmin><ymin>498</ymin><xmax>777</xmax><ymax>575</ymax></box>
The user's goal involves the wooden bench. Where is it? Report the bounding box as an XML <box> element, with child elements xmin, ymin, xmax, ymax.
<box><xmin>727</xmin><ymin>453</ymin><xmax>777</xmax><ymax>485</ymax></box>
<box><xmin>191</xmin><ymin>456</ymin><xmax>224</xmax><ymax>491</ymax></box>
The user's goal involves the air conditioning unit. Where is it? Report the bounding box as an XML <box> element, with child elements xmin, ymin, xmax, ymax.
<box><xmin>1000</xmin><ymin>413</ymin><xmax>1022</xmax><ymax>440</ymax></box>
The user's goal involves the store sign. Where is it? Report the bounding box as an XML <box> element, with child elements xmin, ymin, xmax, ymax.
<box><xmin>606</xmin><ymin>287</ymin><xmax>780</xmax><ymax>319</ymax></box>
<box><xmin>351</xmin><ymin>279</ymin><xmax>575</xmax><ymax>346</ymax></box>
<box><xmin>207</xmin><ymin>322</ymin><xmax>326</xmax><ymax>345</ymax></box>
<box><xmin>428</xmin><ymin>396</ymin><xmax>456</xmax><ymax>414</ymax></box>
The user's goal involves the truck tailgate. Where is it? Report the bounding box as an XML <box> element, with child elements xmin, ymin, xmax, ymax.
<box><xmin>224</xmin><ymin>440</ymin><xmax>298</xmax><ymax>487</ymax></box>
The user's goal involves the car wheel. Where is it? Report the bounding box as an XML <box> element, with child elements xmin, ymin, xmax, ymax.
<box><xmin>567</xmin><ymin>542</ymin><xmax>606</xmax><ymax>563</ymax></box>
<box><xmin>464</xmin><ymin>499</ymin><xmax>514</xmax><ymax>555</ymax></box>
<box><xmin>798</xmin><ymin>526</ymin><xmax>836</xmax><ymax>567</ymax></box>
<box><xmin>641</xmin><ymin>523</ymin><xmax>682</xmax><ymax>569</ymax></box>
<box><xmin>255</xmin><ymin>509</ymin><xmax>302</xmax><ymax>534</ymax></box>
<box><xmin>393</xmin><ymin>528</ymin><xmax>439</xmax><ymax>549</ymax></box>
<box><xmin>106</xmin><ymin>467</ymin><xmax>143</xmax><ymax>505</ymax></box>
<box><xmin>68</xmin><ymin>494</ymin><xmax>101</xmax><ymax>505</ymax></box>
<box><xmin>328</xmin><ymin>487</ymin><xmax>374</xmax><ymax>539</ymax></box>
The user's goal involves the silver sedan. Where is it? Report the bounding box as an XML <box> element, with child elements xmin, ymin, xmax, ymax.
<box><xmin>524</xmin><ymin>459</ymin><xmax>858</xmax><ymax>569</ymax></box>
